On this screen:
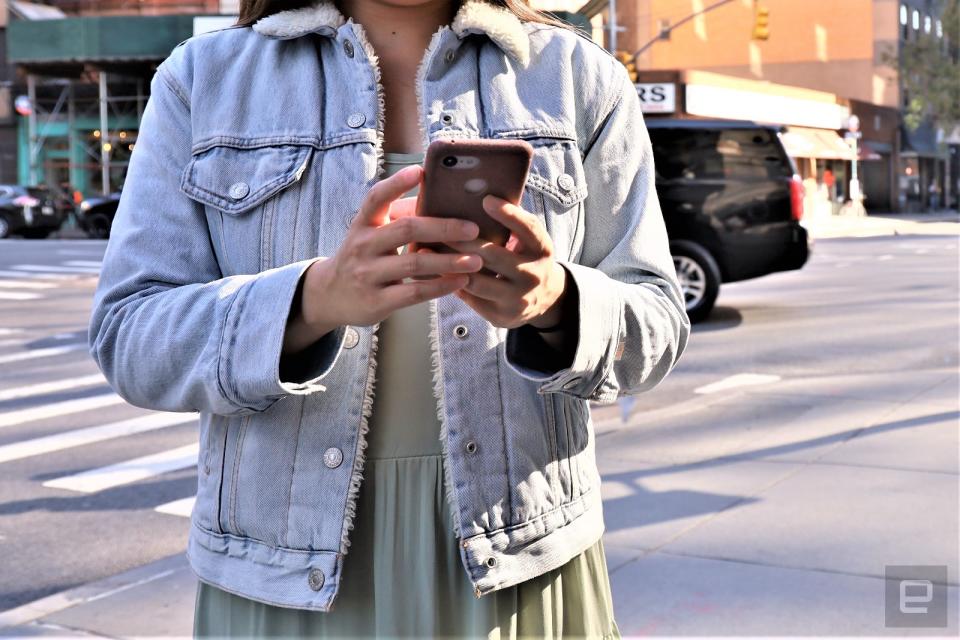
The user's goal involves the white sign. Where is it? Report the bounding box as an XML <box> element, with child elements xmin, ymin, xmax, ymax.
<box><xmin>685</xmin><ymin>83</ymin><xmax>849</xmax><ymax>130</ymax></box>
<box><xmin>636</xmin><ymin>83</ymin><xmax>676</xmax><ymax>114</ymax></box>
<box><xmin>194</xmin><ymin>16</ymin><xmax>238</xmax><ymax>36</ymax></box>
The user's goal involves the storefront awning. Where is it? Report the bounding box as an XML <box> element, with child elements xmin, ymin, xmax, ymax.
<box><xmin>780</xmin><ymin>126</ymin><xmax>853</xmax><ymax>160</ymax></box>
<box><xmin>900</xmin><ymin>122</ymin><xmax>942</xmax><ymax>158</ymax></box>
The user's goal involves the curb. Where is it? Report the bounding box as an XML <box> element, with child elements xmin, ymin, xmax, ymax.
<box><xmin>0</xmin><ymin>554</ymin><xmax>189</xmax><ymax>631</ymax></box>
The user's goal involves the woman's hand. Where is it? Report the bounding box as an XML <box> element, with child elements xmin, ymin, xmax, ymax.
<box><xmin>285</xmin><ymin>165</ymin><xmax>483</xmax><ymax>350</ymax></box>
<box><xmin>440</xmin><ymin>195</ymin><xmax>570</xmax><ymax>330</ymax></box>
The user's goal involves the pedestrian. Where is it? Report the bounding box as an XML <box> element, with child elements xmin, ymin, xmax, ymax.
<box><xmin>87</xmin><ymin>0</ymin><xmax>689</xmax><ymax>637</ymax></box>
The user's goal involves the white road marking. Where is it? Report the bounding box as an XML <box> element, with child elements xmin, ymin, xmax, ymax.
<box><xmin>63</xmin><ymin>260</ymin><xmax>102</xmax><ymax>268</ymax></box>
<box><xmin>877</xmin><ymin>254</ymin><xmax>893</xmax><ymax>261</ymax></box>
<box><xmin>0</xmin><ymin>291</ymin><xmax>41</xmax><ymax>301</ymax></box>
<box><xmin>0</xmin><ymin>413</ymin><xmax>195</xmax><ymax>464</ymax></box>
<box><xmin>43</xmin><ymin>443</ymin><xmax>199</xmax><ymax>493</ymax></box>
<box><xmin>0</xmin><ymin>280</ymin><xmax>55</xmax><ymax>289</ymax></box>
<box><xmin>155</xmin><ymin>496</ymin><xmax>196</xmax><ymax>518</ymax></box>
<box><xmin>0</xmin><ymin>393</ymin><xmax>126</xmax><ymax>429</ymax></box>
<box><xmin>0</xmin><ymin>328</ymin><xmax>24</xmax><ymax>336</ymax></box>
<box><xmin>0</xmin><ymin>343</ymin><xmax>87</xmax><ymax>365</ymax></box>
<box><xmin>914</xmin><ymin>248</ymin><xmax>929</xmax><ymax>254</ymax></box>
<box><xmin>55</xmin><ymin>249</ymin><xmax>106</xmax><ymax>256</ymax></box>
<box><xmin>0</xmin><ymin>373</ymin><xmax>107</xmax><ymax>402</ymax></box>
<box><xmin>11</xmin><ymin>264</ymin><xmax>101</xmax><ymax>274</ymax></box>
<box><xmin>694</xmin><ymin>373</ymin><xmax>782</xmax><ymax>395</ymax></box>
<box><xmin>0</xmin><ymin>270</ymin><xmax>79</xmax><ymax>280</ymax></box>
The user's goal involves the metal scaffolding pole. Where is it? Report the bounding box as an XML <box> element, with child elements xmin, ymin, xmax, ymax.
<box><xmin>99</xmin><ymin>71</ymin><xmax>110</xmax><ymax>195</ymax></box>
<box><xmin>26</xmin><ymin>74</ymin><xmax>38</xmax><ymax>186</ymax></box>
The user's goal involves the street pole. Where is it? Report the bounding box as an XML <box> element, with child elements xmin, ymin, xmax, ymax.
<box><xmin>608</xmin><ymin>0</ymin><xmax>618</xmax><ymax>52</ymax></box>
<box><xmin>99</xmin><ymin>71</ymin><xmax>110</xmax><ymax>196</ymax></box>
<box><xmin>26</xmin><ymin>74</ymin><xmax>38</xmax><ymax>186</ymax></box>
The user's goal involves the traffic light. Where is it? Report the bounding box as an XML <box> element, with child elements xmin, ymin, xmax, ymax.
<box><xmin>614</xmin><ymin>50</ymin><xmax>638</xmax><ymax>83</ymax></box>
<box><xmin>752</xmin><ymin>2</ymin><xmax>770</xmax><ymax>40</ymax></box>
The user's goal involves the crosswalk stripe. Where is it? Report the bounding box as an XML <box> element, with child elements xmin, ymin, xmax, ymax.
<box><xmin>0</xmin><ymin>328</ymin><xmax>25</xmax><ymax>336</ymax></box>
<box><xmin>0</xmin><ymin>373</ymin><xmax>107</xmax><ymax>402</ymax></box>
<box><xmin>0</xmin><ymin>270</ymin><xmax>78</xmax><ymax>280</ymax></box>
<box><xmin>155</xmin><ymin>496</ymin><xmax>196</xmax><ymax>518</ymax></box>
<box><xmin>11</xmin><ymin>265</ymin><xmax>101</xmax><ymax>274</ymax></box>
<box><xmin>43</xmin><ymin>443</ymin><xmax>199</xmax><ymax>493</ymax></box>
<box><xmin>0</xmin><ymin>291</ymin><xmax>41</xmax><ymax>301</ymax></box>
<box><xmin>0</xmin><ymin>393</ymin><xmax>126</xmax><ymax>429</ymax></box>
<box><xmin>0</xmin><ymin>343</ymin><xmax>87</xmax><ymax>365</ymax></box>
<box><xmin>63</xmin><ymin>261</ymin><xmax>102</xmax><ymax>268</ymax></box>
<box><xmin>0</xmin><ymin>280</ymin><xmax>55</xmax><ymax>290</ymax></box>
<box><xmin>694</xmin><ymin>373</ymin><xmax>782</xmax><ymax>395</ymax></box>
<box><xmin>0</xmin><ymin>413</ymin><xmax>196</xmax><ymax>464</ymax></box>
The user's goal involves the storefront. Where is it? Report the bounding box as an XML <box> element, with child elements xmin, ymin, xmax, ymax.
<box><xmin>634</xmin><ymin>69</ymin><xmax>905</xmax><ymax>215</ymax></box>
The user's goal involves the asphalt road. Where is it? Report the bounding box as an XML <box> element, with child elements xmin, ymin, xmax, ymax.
<box><xmin>0</xmin><ymin>233</ymin><xmax>957</xmax><ymax>619</ymax></box>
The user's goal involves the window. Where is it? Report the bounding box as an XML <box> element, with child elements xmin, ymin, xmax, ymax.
<box><xmin>648</xmin><ymin>128</ymin><xmax>792</xmax><ymax>181</ymax></box>
<box><xmin>900</xmin><ymin>4</ymin><xmax>908</xmax><ymax>25</ymax></box>
<box><xmin>936</xmin><ymin>19</ymin><xmax>943</xmax><ymax>38</ymax></box>
<box><xmin>912</xmin><ymin>9</ymin><xmax>920</xmax><ymax>30</ymax></box>
<box><xmin>924</xmin><ymin>14</ymin><xmax>931</xmax><ymax>33</ymax></box>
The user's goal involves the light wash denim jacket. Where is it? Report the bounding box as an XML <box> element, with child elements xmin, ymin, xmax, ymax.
<box><xmin>88</xmin><ymin>0</ymin><xmax>690</xmax><ymax>611</ymax></box>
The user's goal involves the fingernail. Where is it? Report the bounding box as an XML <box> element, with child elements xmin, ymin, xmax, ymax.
<box><xmin>463</xmin><ymin>222</ymin><xmax>480</xmax><ymax>237</ymax></box>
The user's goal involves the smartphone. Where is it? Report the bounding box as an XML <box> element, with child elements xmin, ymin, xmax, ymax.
<box><xmin>412</xmin><ymin>138</ymin><xmax>533</xmax><ymax>255</ymax></box>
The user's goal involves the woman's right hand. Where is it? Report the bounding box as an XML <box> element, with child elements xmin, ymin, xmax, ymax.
<box><xmin>289</xmin><ymin>165</ymin><xmax>483</xmax><ymax>346</ymax></box>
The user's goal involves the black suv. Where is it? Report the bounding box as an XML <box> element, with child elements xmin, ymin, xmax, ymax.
<box><xmin>0</xmin><ymin>185</ymin><xmax>68</xmax><ymax>239</ymax></box>
<box><xmin>647</xmin><ymin>119</ymin><xmax>811</xmax><ymax>322</ymax></box>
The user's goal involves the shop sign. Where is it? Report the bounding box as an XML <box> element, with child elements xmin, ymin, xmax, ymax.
<box><xmin>636</xmin><ymin>83</ymin><xmax>676</xmax><ymax>114</ymax></box>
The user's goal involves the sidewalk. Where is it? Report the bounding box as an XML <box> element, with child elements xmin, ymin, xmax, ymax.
<box><xmin>806</xmin><ymin>209</ymin><xmax>960</xmax><ymax>239</ymax></box>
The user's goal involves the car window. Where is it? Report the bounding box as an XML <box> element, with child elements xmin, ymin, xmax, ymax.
<box><xmin>649</xmin><ymin>127</ymin><xmax>792</xmax><ymax>180</ymax></box>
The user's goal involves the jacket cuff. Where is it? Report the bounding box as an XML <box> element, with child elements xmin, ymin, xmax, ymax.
<box><xmin>501</xmin><ymin>260</ymin><xmax>622</xmax><ymax>402</ymax></box>
<box><xmin>220</xmin><ymin>258</ymin><xmax>346</xmax><ymax>410</ymax></box>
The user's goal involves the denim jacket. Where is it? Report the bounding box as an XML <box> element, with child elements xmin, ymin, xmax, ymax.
<box><xmin>88</xmin><ymin>0</ymin><xmax>690</xmax><ymax>611</ymax></box>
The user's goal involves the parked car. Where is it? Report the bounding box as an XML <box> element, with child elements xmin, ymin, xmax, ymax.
<box><xmin>646</xmin><ymin>119</ymin><xmax>811</xmax><ymax>322</ymax></box>
<box><xmin>77</xmin><ymin>191</ymin><xmax>122</xmax><ymax>239</ymax></box>
<box><xmin>0</xmin><ymin>185</ymin><xmax>67</xmax><ymax>239</ymax></box>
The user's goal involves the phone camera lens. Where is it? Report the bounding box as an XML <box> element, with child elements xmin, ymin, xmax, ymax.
<box><xmin>442</xmin><ymin>155</ymin><xmax>458</xmax><ymax>168</ymax></box>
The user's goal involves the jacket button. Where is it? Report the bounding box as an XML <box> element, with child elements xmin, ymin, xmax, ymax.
<box><xmin>440</xmin><ymin>112</ymin><xmax>454</xmax><ymax>126</ymax></box>
<box><xmin>323</xmin><ymin>447</ymin><xmax>343</xmax><ymax>468</ymax></box>
<box><xmin>347</xmin><ymin>112</ymin><xmax>366</xmax><ymax>128</ymax></box>
<box><xmin>444</xmin><ymin>48</ymin><xmax>456</xmax><ymax>63</ymax></box>
<box><xmin>556</xmin><ymin>173</ymin><xmax>575</xmax><ymax>193</ymax></box>
<box><xmin>307</xmin><ymin>568</ymin><xmax>325</xmax><ymax>591</ymax></box>
<box><xmin>343</xmin><ymin>39</ymin><xmax>354</xmax><ymax>58</ymax></box>
<box><xmin>228</xmin><ymin>182</ymin><xmax>250</xmax><ymax>200</ymax></box>
<box><xmin>485</xmin><ymin>556</ymin><xmax>497</xmax><ymax>568</ymax></box>
<box><xmin>453</xmin><ymin>324</ymin><xmax>469</xmax><ymax>339</ymax></box>
<box><xmin>465</xmin><ymin>440</ymin><xmax>477</xmax><ymax>454</ymax></box>
<box><xmin>343</xmin><ymin>327</ymin><xmax>359</xmax><ymax>349</ymax></box>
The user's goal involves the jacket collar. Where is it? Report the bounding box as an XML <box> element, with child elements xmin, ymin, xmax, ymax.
<box><xmin>252</xmin><ymin>0</ymin><xmax>530</xmax><ymax>66</ymax></box>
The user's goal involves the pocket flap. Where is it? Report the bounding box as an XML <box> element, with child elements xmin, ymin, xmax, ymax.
<box><xmin>524</xmin><ymin>140</ymin><xmax>588</xmax><ymax>208</ymax></box>
<box><xmin>180</xmin><ymin>144</ymin><xmax>313</xmax><ymax>215</ymax></box>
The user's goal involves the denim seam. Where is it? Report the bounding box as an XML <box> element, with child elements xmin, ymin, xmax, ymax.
<box><xmin>462</xmin><ymin>485</ymin><xmax>598</xmax><ymax>544</ymax></box>
<box><xmin>284</xmin><ymin>396</ymin><xmax>306</xmax><ymax>548</ymax></box>
<box><xmin>157</xmin><ymin>66</ymin><xmax>191</xmax><ymax>111</ymax></box>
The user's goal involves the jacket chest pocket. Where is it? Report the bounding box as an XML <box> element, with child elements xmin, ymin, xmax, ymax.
<box><xmin>180</xmin><ymin>143</ymin><xmax>314</xmax><ymax>274</ymax></box>
<box><xmin>520</xmin><ymin>138</ymin><xmax>588</xmax><ymax>263</ymax></box>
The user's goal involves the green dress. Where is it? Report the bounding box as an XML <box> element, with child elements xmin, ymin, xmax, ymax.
<box><xmin>193</xmin><ymin>152</ymin><xmax>621</xmax><ymax>639</ymax></box>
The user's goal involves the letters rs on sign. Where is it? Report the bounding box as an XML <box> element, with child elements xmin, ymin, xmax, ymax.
<box><xmin>636</xmin><ymin>83</ymin><xmax>676</xmax><ymax>114</ymax></box>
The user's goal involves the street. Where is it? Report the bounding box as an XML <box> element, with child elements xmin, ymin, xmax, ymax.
<box><xmin>0</xmin><ymin>223</ymin><xmax>957</xmax><ymax>635</ymax></box>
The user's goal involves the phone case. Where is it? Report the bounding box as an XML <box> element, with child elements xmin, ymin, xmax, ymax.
<box><xmin>413</xmin><ymin>138</ymin><xmax>533</xmax><ymax>254</ymax></box>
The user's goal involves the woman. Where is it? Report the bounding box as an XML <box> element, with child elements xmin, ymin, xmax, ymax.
<box><xmin>88</xmin><ymin>0</ymin><xmax>690</xmax><ymax>636</ymax></box>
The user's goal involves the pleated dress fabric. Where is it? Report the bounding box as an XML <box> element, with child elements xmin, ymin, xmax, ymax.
<box><xmin>193</xmin><ymin>152</ymin><xmax>621</xmax><ymax>639</ymax></box>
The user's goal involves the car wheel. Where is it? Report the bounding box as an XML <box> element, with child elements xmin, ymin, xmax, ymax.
<box><xmin>0</xmin><ymin>215</ymin><xmax>11</xmax><ymax>239</ymax></box>
<box><xmin>87</xmin><ymin>213</ymin><xmax>111</xmax><ymax>239</ymax></box>
<box><xmin>671</xmin><ymin>241</ymin><xmax>721</xmax><ymax>323</ymax></box>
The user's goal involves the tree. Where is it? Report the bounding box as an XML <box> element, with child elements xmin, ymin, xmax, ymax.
<box><xmin>884</xmin><ymin>0</ymin><xmax>960</xmax><ymax>133</ymax></box>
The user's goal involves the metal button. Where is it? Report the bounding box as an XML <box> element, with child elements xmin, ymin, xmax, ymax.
<box><xmin>556</xmin><ymin>173</ymin><xmax>575</xmax><ymax>193</ymax></box>
<box><xmin>440</xmin><ymin>112</ymin><xmax>454</xmax><ymax>126</ymax></box>
<box><xmin>343</xmin><ymin>39</ymin><xmax>354</xmax><ymax>58</ymax></box>
<box><xmin>465</xmin><ymin>441</ymin><xmax>477</xmax><ymax>454</ymax></box>
<box><xmin>453</xmin><ymin>324</ymin><xmax>469</xmax><ymax>339</ymax></box>
<box><xmin>485</xmin><ymin>556</ymin><xmax>497</xmax><ymax>568</ymax></box>
<box><xmin>307</xmin><ymin>568</ymin><xmax>325</xmax><ymax>591</ymax></box>
<box><xmin>347</xmin><ymin>112</ymin><xmax>366</xmax><ymax>128</ymax></box>
<box><xmin>343</xmin><ymin>327</ymin><xmax>359</xmax><ymax>349</ymax></box>
<box><xmin>444</xmin><ymin>48</ymin><xmax>456</xmax><ymax>63</ymax></box>
<box><xmin>228</xmin><ymin>182</ymin><xmax>250</xmax><ymax>200</ymax></box>
<box><xmin>323</xmin><ymin>447</ymin><xmax>343</xmax><ymax>468</ymax></box>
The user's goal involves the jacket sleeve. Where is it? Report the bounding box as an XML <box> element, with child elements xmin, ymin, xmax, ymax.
<box><xmin>87</xmin><ymin>60</ymin><xmax>346</xmax><ymax>416</ymax></box>
<box><xmin>501</xmin><ymin>63</ymin><xmax>690</xmax><ymax>404</ymax></box>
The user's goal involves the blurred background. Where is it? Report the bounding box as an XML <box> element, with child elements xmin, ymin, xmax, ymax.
<box><xmin>0</xmin><ymin>1</ymin><xmax>956</xmax><ymax>637</ymax></box>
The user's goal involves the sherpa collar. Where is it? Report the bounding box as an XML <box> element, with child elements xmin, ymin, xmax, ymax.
<box><xmin>253</xmin><ymin>0</ymin><xmax>530</xmax><ymax>66</ymax></box>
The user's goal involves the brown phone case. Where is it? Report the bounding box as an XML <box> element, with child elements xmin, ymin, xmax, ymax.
<box><xmin>412</xmin><ymin>138</ymin><xmax>533</xmax><ymax>254</ymax></box>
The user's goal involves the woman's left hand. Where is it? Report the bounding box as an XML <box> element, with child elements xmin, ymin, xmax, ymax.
<box><xmin>436</xmin><ymin>195</ymin><xmax>569</xmax><ymax>330</ymax></box>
